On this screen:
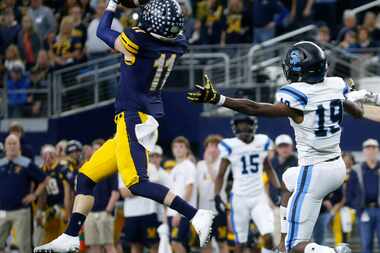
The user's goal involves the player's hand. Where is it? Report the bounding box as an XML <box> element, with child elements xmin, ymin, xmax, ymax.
<box><xmin>365</xmin><ymin>91</ymin><xmax>380</xmax><ymax>105</ymax></box>
<box><xmin>187</xmin><ymin>75</ymin><xmax>221</xmax><ymax>104</ymax></box>
<box><xmin>22</xmin><ymin>193</ymin><xmax>37</xmax><ymax>205</ymax></box>
<box><xmin>346</xmin><ymin>89</ymin><xmax>370</xmax><ymax>103</ymax></box>
<box><xmin>214</xmin><ymin>194</ymin><xmax>226</xmax><ymax>214</ymax></box>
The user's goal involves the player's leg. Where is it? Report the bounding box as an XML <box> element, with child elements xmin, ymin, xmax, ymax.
<box><xmin>251</xmin><ymin>194</ymin><xmax>275</xmax><ymax>253</ymax></box>
<box><xmin>34</xmin><ymin>138</ymin><xmax>118</xmax><ymax>252</ymax></box>
<box><xmin>286</xmin><ymin>160</ymin><xmax>347</xmax><ymax>253</ymax></box>
<box><xmin>229</xmin><ymin>194</ymin><xmax>250</xmax><ymax>253</ymax></box>
<box><xmin>115</xmin><ymin>111</ymin><xmax>214</xmax><ymax>246</ymax></box>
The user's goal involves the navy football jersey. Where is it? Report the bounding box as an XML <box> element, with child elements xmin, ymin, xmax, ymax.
<box><xmin>116</xmin><ymin>27</ymin><xmax>188</xmax><ymax>118</ymax></box>
<box><xmin>43</xmin><ymin>164</ymin><xmax>68</xmax><ymax>207</ymax></box>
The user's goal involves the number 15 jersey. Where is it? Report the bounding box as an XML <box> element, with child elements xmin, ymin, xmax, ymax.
<box><xmin>276</xmin><ymin>77</ymin><xmax>349</xmax><ymax>166</ymax></box>
<box><xmin>116</xmin><ymin>27</ymin><xmax>188</xmax><ymax>118</ymax></box>
<box><xmin>218</xmin><ymin>134</ymin><xmax>273</xmax><ymax>197</ymax></box>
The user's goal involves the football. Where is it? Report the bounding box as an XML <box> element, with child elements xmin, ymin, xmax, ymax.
<box><xmin>119</xmin><ymin>0</ymin><xmax>150</xmax><ymax>8</ymax></box>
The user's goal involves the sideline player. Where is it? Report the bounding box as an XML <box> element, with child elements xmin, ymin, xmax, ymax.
<box><xmin>197</xmin><ymin>135</ymin><xmax>228</xmax><ymax>253</ymax></box>
<box><xmin>214</xmin><ymin>114</ymin><xmax>280</xmax><ymax>253</ymax></box>
<box><xmin>187</xmin><ymin>41</ymin><xmax>364</xmax><ymax>253</ymax></box>
<box><xmin>34</xmin><ymin>1</ymin><xmax>214</xmax><ymax>252</ymax></box>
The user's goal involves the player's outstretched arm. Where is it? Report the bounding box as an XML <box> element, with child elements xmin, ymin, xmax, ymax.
<box><xmin>96</xmin><ymin>0</ymin><xmax>121</xmax><ymax>49</ymax></box>
<box><xmin>343</xmin><ymin>100</ymin><xmax>364</xmax><ymax>118</ymax></box>
<box><xmin>187</xmin><ymin>75</ymin><xmax>303</xmax><ymax>123</ymax></box>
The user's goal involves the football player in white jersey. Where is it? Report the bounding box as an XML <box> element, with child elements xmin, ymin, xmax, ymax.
<box><xmin>187</xmin><ymin>41</ymin><xmax>364</xmax><ymax>253</ymax></box>
<box><xmin>214</xmin><ymin>114</ymin><xmax>281</xmax><ymax>253</ymax></box>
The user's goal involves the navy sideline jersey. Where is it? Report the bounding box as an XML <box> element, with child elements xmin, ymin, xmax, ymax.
<box><xmin>92</xmin><ymin>173</ymin><xmax>118</xmax><ymax>212</ymax></box>
<box><xmin>0</xmin><ymin>156</ymin><xmax>46</xmax><ymax>210</ymax></box>
<box><xmin>115</xmin><ymin>27</ymin><xmax>188</xmax><ymax>118</ymax></box>
<box><xmin>43</xmin><ymin>164</ymin><xmax>69</xmax><ymax>207</ymax></box>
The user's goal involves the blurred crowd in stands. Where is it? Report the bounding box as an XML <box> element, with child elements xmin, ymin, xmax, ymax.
<box><xmin>1</xmin><ymin>0</ymin><xmax>380</xmax><ymax>117</ymax></box>
<box><xmin>0</xmin><ymin>121</ymin><xmax>380</xmax><ymax>253</ymax></box>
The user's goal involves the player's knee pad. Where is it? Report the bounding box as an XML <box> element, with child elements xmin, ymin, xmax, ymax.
<box><xmin>76</xmin><ymin>173</ymin><xmax>96</xmax><ymax>195</ymax></box>
<box><xmin>305</xmin><ymin>243</ymin><xmax>335</xmax><ymax>253</ymax></box>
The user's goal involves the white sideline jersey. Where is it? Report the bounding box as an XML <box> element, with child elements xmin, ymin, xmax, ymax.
<box><xmin>276</xmin><ymin>77</ymin><xmax>349</xmax><ymax>166</ymax></box>
<box><xmin>219</xmin><ymin>134</ymin><xmax>272</xmax><ymax>197</ymax></box>
<box><xmin>197</xmin><ymin>158</ymin><xmax>229</xmax><ymax>211</ymax></box>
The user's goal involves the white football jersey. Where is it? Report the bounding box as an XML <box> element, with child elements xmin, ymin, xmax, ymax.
<box><xmin>276</xmin><ymin>77</ymin><xmax>349</xmax><ymax>166</ymax></box>
<box><xmin>219</xmin><ymin>134</ymin><xmax>272</xmax><ymax>197</ymax></box>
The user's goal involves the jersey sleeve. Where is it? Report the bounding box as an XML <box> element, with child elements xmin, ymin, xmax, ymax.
<box><xmin>118</xmin><ymin>29</ymin><xmax>140</xmax><ymax>65</ymax></box>
<box><xmin>264</xmin><ymin>136</ymin><xmax>273</xmax><ymax>151</ymax></box>
<box><xmin>218</xmin><ymin>140</ymin><xmax>232</xmax><ymax>160</ymax></box>
<box><xmin>276</xmin><ymin>85</ymin><xmax>308</xmax><ymax>110</ymax></box>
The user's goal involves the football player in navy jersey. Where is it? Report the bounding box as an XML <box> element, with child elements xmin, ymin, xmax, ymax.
<box><xmin>34</xmin><ymin>1</ymin><xmax>214</xmax><ymax>252</ymax></box>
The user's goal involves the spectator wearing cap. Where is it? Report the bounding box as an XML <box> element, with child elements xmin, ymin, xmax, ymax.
<box><xmin>0</xmin><ymin>134</ymin><xmax>48</xmax><ymax>253</ymax></box>
<box><xmin>60</xmin><ymin>140</ymin><xmax>83</xmax><ymax>187</ymax></box>
<box><xmin>353</xmin><ymin>139</ymin><xmax>380</xmax><ymax>253</ymax></box>
<box><xmin>269</xmin><ymin>134</ymin><xmax>297</xmax><ymax>245</ymax></box>
<box><xmin>83</xmin><ymin>141</ymin><xmax>119</xmax><ymax>253</ymax></box>
<box><xmin>252</xmin><ymin>0</ymin><xmax>287</xmax><ymax>44</ymax></box>
<box><xmin>8</xmin><ymin>121</ymin><xmax>34</xmax><ymax>159</ymax></box>
<box><xmin>337</xmin><ymin>10</ymin><xmax>357</xmax><ymax>43</ymax></box>
<box><xmin>27</xmin><ymin>0</ymin><xmax>57</xmax><ymax>41</ymax></box>
<box><xmin>6</xmin><ymin>62</ymin><xmax>32</xmax><ymax>118</ymax></box>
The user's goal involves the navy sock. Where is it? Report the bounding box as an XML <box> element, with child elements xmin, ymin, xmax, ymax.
<box><xmin>64</xmin><ymin>212</ymin><xmax>86</xmax><ymax>236</ymax></box>
<box><xmin>170</xmin><ymin>196</ymin><xmax>197</xmax><ymax>220</ymax></box>
<box><xmin>129</xmin><ymin>181</ymin><xmax>197</xmax><ymax>220</ymax></box>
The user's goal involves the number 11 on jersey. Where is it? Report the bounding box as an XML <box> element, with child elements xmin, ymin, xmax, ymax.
<box><xmin>150</xmin><ymin>53</ymin><xmax>177</xmax><ymax>91</ymax></box>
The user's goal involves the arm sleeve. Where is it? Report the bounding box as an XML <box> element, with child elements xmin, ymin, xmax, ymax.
<box><xmin>264</xmin><ymin>136</ymin><xmax>273</xmax><ymax>151</ymax></box>
<box><xmin>96</xmin><ymin>10</ymin><xmax>121</xmax><ymax>49</ymax></box>
<box><xmin>218</xmin><ymin>140</ymin><xmax>232</xmax><ymax>160</ymax></box>
<box><xmin>27</xmin><ymin>164</ymin><xmax>46</xmax><ymax>183</ymax></box>
<box><xmin>275</xmin><ymin>85</ymin><xmax>308</xmax><ymax>110</ymax></box>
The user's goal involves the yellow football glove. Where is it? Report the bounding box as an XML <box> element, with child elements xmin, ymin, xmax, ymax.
<box><xmin>187</xmin><ymin>75</ymin><xmax>221</xmax><ymax>104</ymax></box>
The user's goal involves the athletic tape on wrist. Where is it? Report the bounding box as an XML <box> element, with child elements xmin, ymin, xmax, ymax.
<box><xmin>280</xmin><ymin>206</ymin><xmax>288</xmax><ymax>233</ymax></box>
<box><xmin>217</xmin><ymin>95</ymin><xmax>226</xmax><ymax>106</ymax></box>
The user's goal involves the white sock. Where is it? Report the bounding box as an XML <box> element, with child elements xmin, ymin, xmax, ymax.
<box><xmin>305</xmin><ymin>243</ymin><xmax>335</xmax><ymax>253</ymax></box>
<box><xmin>261</xmin><ymin>248</ymin><xmax>274</xmax><ymax>253</ymax></box>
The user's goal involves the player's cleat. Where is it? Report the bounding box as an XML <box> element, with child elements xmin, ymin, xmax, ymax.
<box><xmin>190</xmin><ymin>209</ymin><xmax>215</xmax><ymax>247</ymax></box>
<box><xmin>34</xmin><ymin>234</ymin><xmax>79</xmax><ymax>253</ymax></box>
<box><xmin>335</xmin><ymin>244</ymin><xmax>352</xmax><ymax>253</ymax></box>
